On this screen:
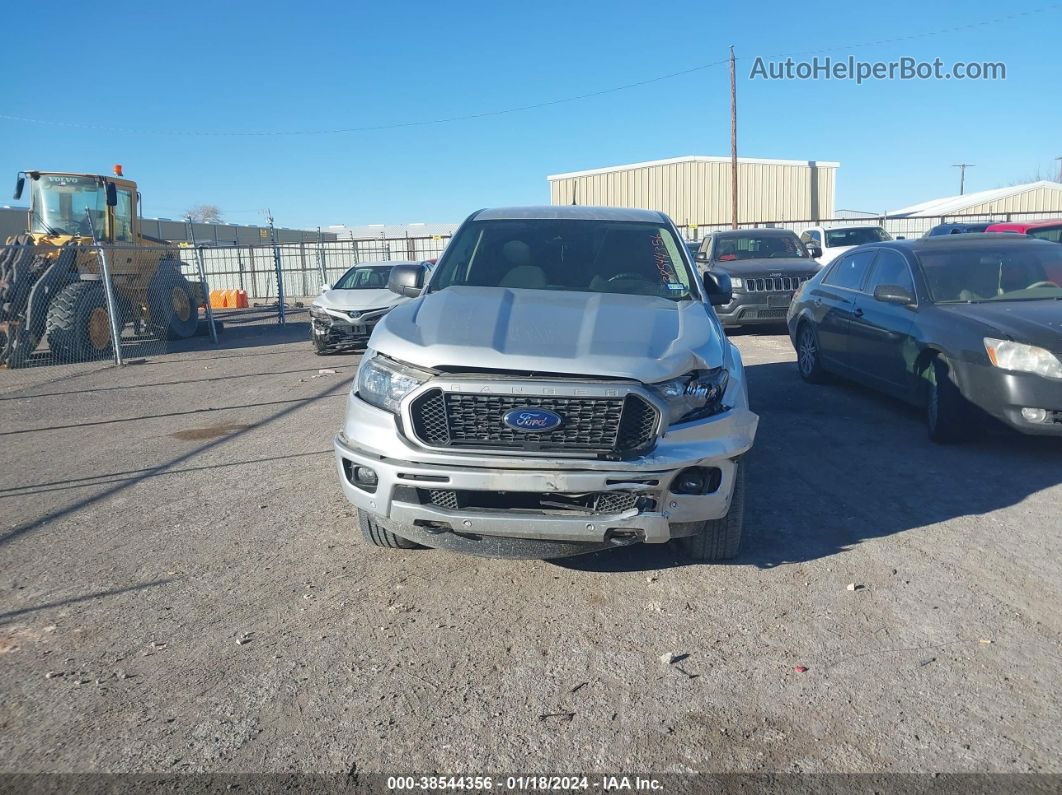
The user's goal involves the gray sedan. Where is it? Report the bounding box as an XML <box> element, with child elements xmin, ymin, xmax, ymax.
<box><xmin>786</xmin><ymin>235</ymin><xmax>1062</xmax><ymax>441</ymax></box>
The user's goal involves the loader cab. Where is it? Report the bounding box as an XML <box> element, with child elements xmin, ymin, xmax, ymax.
<box><xmin>18</xmin><ymin>171</ymin><xmax>140</xmax><ymax>243</ymax></box>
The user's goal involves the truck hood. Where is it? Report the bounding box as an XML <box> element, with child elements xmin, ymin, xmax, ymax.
<box><xmin>937</xmin><ymin>300</ymin><xmax>1062</xmax><ymax>352</ymax></box>
<box><xmin>819</xmin><ymin>244</ymin><xmax>855</xmax><ymax>264</ymax></box>
<box><xmin>371</xmin><ymin>286</ymin><xmax>725</xmax><ymax>382</ymax></box>
<box><xmin>712</xmin><ymin>257</ymin><xmax>818</xmax><ymax>275</ymax></box>
<box><xmin>314</xmin><ymin>288</ymin><xmax>404</xmax><ymax>312</ymax></box>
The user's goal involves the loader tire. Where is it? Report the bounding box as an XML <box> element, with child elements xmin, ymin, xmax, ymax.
<box><xmin>148</xmin><ymin>267</ymin><xmax>198</xmax><ymax>341</ymax></box>
<box><xmin>45</xmin><ymin>282</ymin><xmax>115</xmax><ymax>362</ymax></box>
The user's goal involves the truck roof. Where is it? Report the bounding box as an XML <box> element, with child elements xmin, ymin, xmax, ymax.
<box><xmin>472</xmin><ymin>206</ymin><xmax>670</xmax><ymax>223</ymax></box>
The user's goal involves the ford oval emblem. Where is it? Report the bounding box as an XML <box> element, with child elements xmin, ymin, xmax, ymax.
<box><xmin>502</xmin><ymin>407</ymin><xmax>563</xmax><ymax>432</ymax></box>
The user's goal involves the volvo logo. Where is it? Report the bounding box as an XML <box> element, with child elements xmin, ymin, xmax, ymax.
<box><xmin>502</xmin><ymin>407</ymin><xmax>564</xmax><ymax>432</ymax></box>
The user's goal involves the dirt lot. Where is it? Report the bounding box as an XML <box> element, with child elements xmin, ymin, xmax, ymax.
<box><xmin>1</xmin><ymin>315</ymin><xmax>1060</xmax><ymax>776</ymax></box>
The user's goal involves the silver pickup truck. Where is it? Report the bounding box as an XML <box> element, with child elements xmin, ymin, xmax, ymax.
<box><xmin>333</xmin><ymin>206</ymin><xmax>758</xmax><ymax>560</ymax></box>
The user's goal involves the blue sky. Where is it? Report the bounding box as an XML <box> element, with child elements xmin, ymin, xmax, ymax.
<box><xmin>2</xmin><ymin>0</ymin><xmax>1059</xmax><ymax>228</ymax></box>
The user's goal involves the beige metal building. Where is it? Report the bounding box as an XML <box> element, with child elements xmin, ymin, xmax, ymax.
<box><xmin>547</xmin><ymin>155</ymin><xmax>838</xmax><ymax>227</ymax></box>
<box><xmin>889</xmin><ymin>180</ymin><xmax>1062</xmax><ymax>218</ymax></box>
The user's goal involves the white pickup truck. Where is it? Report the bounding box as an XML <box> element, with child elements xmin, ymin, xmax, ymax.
<box><xmin>799</xmin><ymin>224</ymin><xmax>893</xmax><ymax>265</ymax></box>
<box><xmin>333</xmin><ymin>206</ymin><xmax>759</xmax><ymax>561</ymax></box>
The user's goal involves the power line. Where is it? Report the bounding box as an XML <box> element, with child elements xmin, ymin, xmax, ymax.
<box><xmin>0</xmin><ymin>3</ymin><xmax>1057</xmax><ymax>138</ymax></box>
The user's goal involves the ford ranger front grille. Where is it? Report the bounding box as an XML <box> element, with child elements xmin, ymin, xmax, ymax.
<box><xmin>408</xmin><ymin>389</ymin><xmax>659</xmax><ymax>456</ymax></box>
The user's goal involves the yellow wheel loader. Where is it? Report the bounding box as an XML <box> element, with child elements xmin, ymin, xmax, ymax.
<box><xmin>0</xmin><ymin>167</ymin><xmax>205</xmax><ymax>367</ymax></box>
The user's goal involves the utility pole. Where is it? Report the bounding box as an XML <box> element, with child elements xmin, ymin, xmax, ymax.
<box><xmin>1055</xmin><ymin>156</ymin><xmax>1062</xmax><ymax>183</ymax></box>
<box><xmin>729</xmin><ymin>45</ymin><xmax>738</xmax><ymax>229</ymax></box>
<box><xmin>952</xmin><ymin>163</ymin><xmax>974</xmax><ymax>195</ymax></box>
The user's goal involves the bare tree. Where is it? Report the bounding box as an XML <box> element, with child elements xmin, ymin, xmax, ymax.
<box><xmin>1005</xmin><ymin>166</ymin><xmax>1062</xmax><ymax>187</ymax></box>
<box><xmin>184</xmin><ymin>204</ymin><xmax>224</xmax><ymax>224</ymax></box>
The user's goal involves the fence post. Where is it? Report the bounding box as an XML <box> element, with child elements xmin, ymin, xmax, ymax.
<box><xmin>195</xmin><ymin>245</ymin><xmax>219</xmax><ymax>344</ymax></box>
<box><xmin>85</xmin><ymin>210</ymin><xmax>124</xmax><ymax>366</ymax></box>
<box><xmin>273</xmin><ymin>241</ymin><xmax>285</xmax><ymax>324</ymax></box>
<box><xmin>316</xmin><ymin>227</ymin><xmax>327</xmax><ymax>288</ymax></box>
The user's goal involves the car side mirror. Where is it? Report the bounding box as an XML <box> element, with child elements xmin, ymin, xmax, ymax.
<box><xmin>703</xmin><ymin>271</ymin><xmax>733</xmax><ymax>306</ymax></box>
<box><xmin>896</xmin><ymin>235</ymin><xmax>906</xmax><ymax>240</ymax></box>
<box><xmin>319</xmin><ymin>283</ymin><xmax>331</xmax><ymax>293</ymax></box>
<box><xmin>105</xmin><ymin>182</ymin><xmax>118</xmax><ymax>207</ymax></box>
<box><xmin>807</xmin><ymin>243</ymin><xmax>823</xmax><ymax>258</ymax></box>
<box><xmin>873</xmin><ymin>284</ymin><xmax>914</xmax><ymax>305</ymax></box>
<box><xmin>696</xmin><ymin>252</ymin><xmax>709</xmax><ymax>264</ymax></box>
<box><xmin>388</xmin><ymin>263</ymin><xmax>425</xmax><ymax>297</ymax></box>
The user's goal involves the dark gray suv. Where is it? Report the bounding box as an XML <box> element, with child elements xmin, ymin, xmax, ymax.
<box><xmin>696</xmin><ymin>229</ymin><xmax>821</xmax><ymax>328</ymax></box>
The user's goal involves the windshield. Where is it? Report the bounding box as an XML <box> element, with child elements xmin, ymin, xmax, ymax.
<box><xmin>430</xmin><ymin>219</ymin><xmax>695</xmax><ymax>301</ymax></box>
<box><xmin>333</xmin><ymin>266</ymin><xmax>394</xmax><ymax>289</ymax></box>
<box><xmin>825</xmin><ymin>227</ymin><xmax>892</xmax><ymax>247</ymax></box>
<box><xmin>30</xmin><ymin>175</ymin><xmax>106</xmax><ymax>236</ymax></box>
<box><xmin>714</xmin><ymin>233</ymin><xmax>809</xmax><ymax>261</ymax></box>
<box><xmin>918</xmin><ymin>243</ymin><xmax>1062</xmax><ymax>302</ymax></box>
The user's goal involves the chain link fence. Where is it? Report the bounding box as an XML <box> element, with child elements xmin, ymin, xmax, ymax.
<box><xmin>0</xmin><ymin>236</ymin><xmax>217</xmax><ymax>370</ymax></box>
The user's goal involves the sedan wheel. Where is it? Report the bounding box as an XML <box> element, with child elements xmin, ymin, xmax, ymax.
<box><xmin>926</xmin><ymin>358</ymin><xmax>971</xmax><ymax>443</ymax></box>
<box><xmin>797</xmin><ymin>323</ymin><xmax>829</xmax><ymax>384</ymax></box>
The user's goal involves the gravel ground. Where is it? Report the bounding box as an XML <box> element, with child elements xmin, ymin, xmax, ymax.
<box><xmin>0</xmin><ymin>318</ymin><xmax>1059</xmax><ymax>776</ymax></box>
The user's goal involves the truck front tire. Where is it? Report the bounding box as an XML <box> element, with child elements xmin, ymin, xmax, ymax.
<box><xmin>357</xmin><ymin>509</ymin><xmax>422</xmax><ymax>550</ymax></box>
<box><xmin>677</xmin><ymin>463</ymin><xmax>745</xmax><ymax>562</ymax></box>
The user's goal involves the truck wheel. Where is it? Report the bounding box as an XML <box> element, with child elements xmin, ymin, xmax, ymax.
<box><xmin>357</xmin><ymin>509</ymin><xmax>421</xmax><ymax>549</ymax></box>
<box><xmin>796</xmin><ymin>322</ymin><xmax>830</xmax><ymax>383</ymax></box>
<box><xmin>678</xmin><ymin>463</ymin><xmax>745</xmax><ymax>562</ymax></box>
<box><xmin>925</xmin><ymin>357</ymin><xmax>971</xmax><ymax>444</ymax></box>
<box><xmin>45</xmin><ymin>282</ymin><xmax>115</xmax><ymax>362</ymax></box>
<box><xmin>148</xmin><ymin>267</ymin><xmax>198</xmax><ymax>340</ymax></box>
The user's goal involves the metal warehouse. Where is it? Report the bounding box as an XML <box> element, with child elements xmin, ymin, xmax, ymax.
<box><xmin>547</xmin><ymin>155</ymin><xmax>838</xmax><ymax>227</ymax></box>
<box><xmin>888</xmin><ymin>180</ymin><xmax>1062</xmax><ymax>218</ymax></box>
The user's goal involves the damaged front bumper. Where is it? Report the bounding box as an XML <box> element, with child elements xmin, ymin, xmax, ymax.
<box><xmin>333</xmin><ymin>383</ymin><xmax>758</xmax><ymax>557</ymax></box>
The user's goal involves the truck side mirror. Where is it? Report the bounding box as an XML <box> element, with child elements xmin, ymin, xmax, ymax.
<box><xmin>703</xmin><ymin>271</ymin><xmax>733</xmax><ymax>306</ymax></box>
<box><xmin>105</xmin><ymin>182</ymin><xmax>118</xmax><ymax>207</ymax></box>
<box><xmin>13</xmin><ymin>174</ymin><xmax>24</xmax><ymax>201</ymax></box>
<box><xmin>388</xmin><ymin>263</ymin><xmax>425</xmax><ymax>298</ymax></box>
<box><xmin>807</xmin><ymin>243</ymin><xmax>823</xmax><ymax>258</ymax></box>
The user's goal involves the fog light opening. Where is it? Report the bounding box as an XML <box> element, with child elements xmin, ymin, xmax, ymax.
<box><xmin>1021</xmin><ymin>407</ymin><xmax>1048</xmax><ymax>424</ymax></box>
<box><xmin>670</xmin><ymin>466</ymin><xmax>722</xmax><ymax>495</ymax></box>
<box><xmin>345</xmin><ymin>461</ymin><xmax>379</xmax><ymax>493</ymax></box>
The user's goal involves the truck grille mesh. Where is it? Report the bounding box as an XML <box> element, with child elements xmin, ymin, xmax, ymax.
<box><xmin>409</xmin><ymin>390</ymin><xmax>658</xmax><ymax>455</ymax></box>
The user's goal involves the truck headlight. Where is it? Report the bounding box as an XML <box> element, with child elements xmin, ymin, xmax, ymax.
<box><xmin>984</xmin><ymin>338</ymin><xmax>1062</xmax><ymax>379</ymax></box>
<box><xmin>730</xmin><ymin>277</ymin><xmax>743</xmax><ymax>290</ymax></box>
<box><xmin>652</xmin><ymin>368</ymin><xmax>730</xmax><ymax>425</ymax></box>
<box><xmin>355</xmin><ymin>350</ymin><xmax>431</xmax><ymax>413</ymax></box>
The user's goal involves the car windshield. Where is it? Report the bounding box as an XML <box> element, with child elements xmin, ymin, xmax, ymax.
<box><xmin>825</xmin><ymin>227</ymin><xmax>892</xmax><ymax>247</ymax></box>
<box><xmin>333</xmin><ymin>266</ymin><xmax>394</xmax><ymax>289</ymax></box>
<box><xmin>430</xmin><ymin>219</ymin><xmax>695</xmax><ymax>301</ymax></box>
<box><xmin>918</xmin><ymin>243</ymin><xmax>1062</xmax><ymax>302</ymax></box>
<box><xmin>714</xmin><ymin>233</ymin><xmax>808</xmax><ymax>261</ymax></box>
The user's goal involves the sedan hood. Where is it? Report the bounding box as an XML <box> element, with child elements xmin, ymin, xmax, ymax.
<box><xmin>371</xmin><ymin>286</ymin><xmax>725</xmax><ymax>382</ymax></box>
<box><xmin>938</xmin><ymin>300</ymin><xmax>1062</xmax><ymax>352</ymax></box>
<box><xmin>712</xmin><ymin>257</ymin><xmax>818</xmax><ymax>275</ymax></box>
<box><xmin>315</xmin><ymin>288</ymin><xmax>404</xmax><ymax>312</ymax></box>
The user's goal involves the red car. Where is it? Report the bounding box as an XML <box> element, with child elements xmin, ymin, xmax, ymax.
<box><xmin>985</xmin><ymin>218</ymin><xmax>1062</xmax><ymax>242</ymax></box>
<box><xmin>986</xmin><ymin>220</ymin><xmax>1062</xmax><ymax>283</ymax></box>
